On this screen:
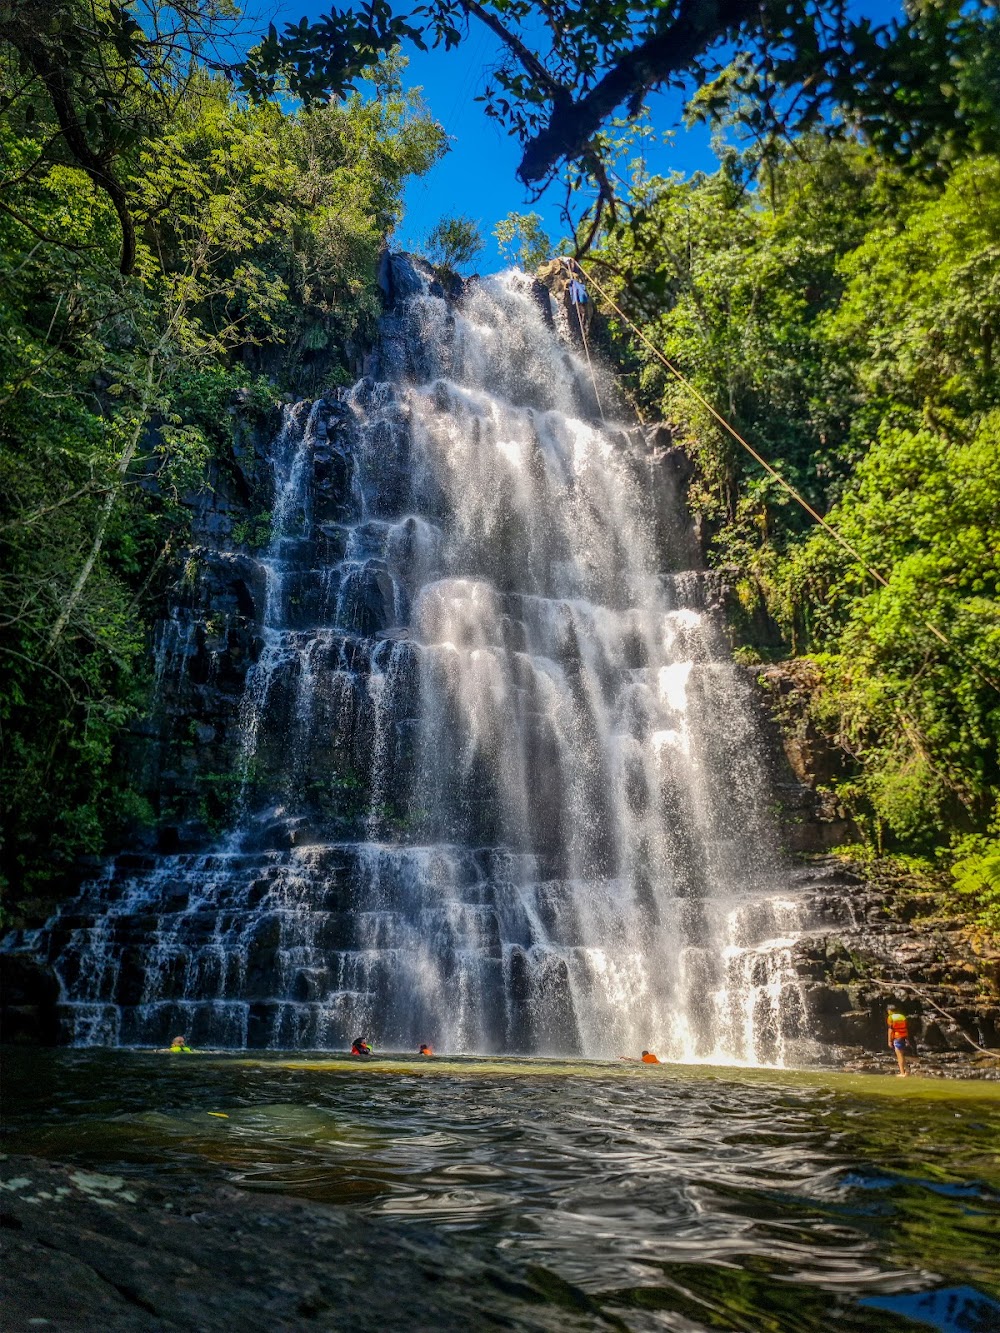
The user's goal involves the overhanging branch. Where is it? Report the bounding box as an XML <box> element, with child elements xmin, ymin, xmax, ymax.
<box><xmin>517</xmin><ymin>0</ymin><xmax>757</xmax><ymax>183</ymax></box>
<box><xmin>461</xmin><ymin>0</ymin><xmax>567</xmax><ymax>102</ymax></box>
<box><xmin>2</xmin><ymin>20</ymin><xmax>137</xmax><ymax>274</ymax></box>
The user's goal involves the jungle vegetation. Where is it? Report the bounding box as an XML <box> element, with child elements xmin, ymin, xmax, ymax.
<box><xmin>0</xmin><ymin>6</ymin><xmax>444</xmax><ymax>920</ymax></box>
<box><xmin>585</xmin><ymin>135</ymin><xmax>999</xmax><ymax>926</ymax></box>
<box><xmin>7</xmin><ymin>1</ymin><xmax>996</xmax><ymax>277</ymax></box>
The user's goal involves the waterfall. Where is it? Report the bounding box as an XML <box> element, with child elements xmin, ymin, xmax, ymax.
<box><xmin>15</xmin><ymin>258</ymin><xmax>817</xmax><ymax>1062</ymax></box>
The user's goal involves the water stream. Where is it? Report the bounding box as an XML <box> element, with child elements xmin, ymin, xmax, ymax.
<box><xmin>13</xmin><ymin>259</ymin><xmax>827</xmax><ymax>1059</ymax></box>
<box><xmin>3</xmin><ymin>1051</ymin><xmax>999</xmax><ymax>1332</ymax></box>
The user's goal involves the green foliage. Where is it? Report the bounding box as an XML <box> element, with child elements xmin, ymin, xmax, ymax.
<box><xmin>952</xmin><ymin>806</ymin><xmax>1000</xmax><ymax>935</ymax></box>
<box><xmin>780</xmin><ymin>412</ymin><xmax>1000</xmax><ymax>846</ymax></box>
<box><xmin>427</xmin><ymin>214</ymin><xmax>484</xmax><ymax>272</ymax></box>
<box><xmin>231</xmin><ymin>513</ymin><xmax>273</xmax><ymax>551</ymax></box>
<box><xmin>0</xmin><ymin>22</ymin><xmax>442</xmax><ymax>920</ymax></box>
<box><xmin>235</xmin><ymin>0</ymin><xmax>1000</xmax><ymax>191</ymax></box>
<box><xmin>6</xmin><ymin>0</ymin><xmax>996</xmax><ymax>282</ymax></box>
<box><xmin>493</xmin><ymin>211</ymin><xmax>551</xmax><ymax>271</ymax></box>
<box><xmin>0</xmin><ymin>1</ymin><xmax>429</xmax><ymax>275</ymax></box>
<box><xmin>828</xmin><ymin>156</ymin><xmax>1000</xmax><ymax>412</ymax></box>
<box><xmin>952</xmin><ymin>839</ymin><xmax>1000</xmax><ymax>934</ymax></box>
<box><xmin>240</xmin><ymin>4</ymin><xmax>422</xmax><ymax>106</ymax></box>
<box><xmin>593</xmin><ymin>136</ymin><xmax>1000</xmax><ymax>856</ymax></box>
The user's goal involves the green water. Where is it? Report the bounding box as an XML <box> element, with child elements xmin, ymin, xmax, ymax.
<box><xmin>3</xmin><ymin>1050</ymin><xmax>999</xmax><ymax>1332</ymax></box>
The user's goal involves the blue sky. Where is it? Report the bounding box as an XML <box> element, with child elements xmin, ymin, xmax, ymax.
<box><xmin>392</xmin><ymin>48</ymin><xmax>715</xmax><ymax>269</ymax></box>
<box><xmin>266</xmin><ymin>1</ymin><xmax>904</xmax><ymax>270</ymax></box>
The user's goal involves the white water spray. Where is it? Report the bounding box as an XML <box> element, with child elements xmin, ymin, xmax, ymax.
<box><xmin>20</xmin><ymin>260</ymin><xmax>816</xmax><ymax>1062</ymax></box>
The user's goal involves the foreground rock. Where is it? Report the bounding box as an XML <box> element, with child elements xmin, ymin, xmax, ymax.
<box><xmin>0</xmin><ymin>1155</ymin><xmax>614</xmax><ymax>1332</ymax></box>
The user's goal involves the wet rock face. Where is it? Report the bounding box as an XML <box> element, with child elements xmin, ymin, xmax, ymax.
<box><xmin>312</xmin><ymin>438</ymin><xmax>355</xmax><ymax>523</ymax></box>
<box><xmin>0</xmin><ymin>955</ymin><xmax>61</xmax><ymax>1045</ymax></box>
<box><xmin>733</xmin><ymin>662</ymin><xmax>855</xmax><ymax>856</ymax></box>
<box><xmin>137</xmin><ymin>393</ymin><xmax>388</xmax><ymax>839</ymax></box>
<box><xmin>635</xmin><ymin>426</ymin><xmax>702</xmax><ymax>574</ymax></box>
<box><xmin>786</xmin><ymin>857</ymin><xmax>1000</xmax><ymax>1063</ymax></box>
<box><xmin>754</xmin><ymin>661</ymin><xmax>850</xmax><ymax>793</ymax></box>
<box><xmin>10</xmin><ymin>259</ymin><xmax>820</xmax><ymax>1059</ymax></box>
<box><xmin>0</xmin><ymin>1155</ymin><xmax>607</xmax><ymax>1332</ymax></box>
<box><xmin>8</xmin><ymin>256</ymin><xmax>993</xmax><ymax>1069</ymax></box>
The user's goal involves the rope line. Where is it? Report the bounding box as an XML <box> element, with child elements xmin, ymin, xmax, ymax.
<box><xmin>579</xmin><ymin>262</ymin><xmax>1000</xmax><ymax>696</ymax></box>
<box><xmin>573</xmin><ymin>296</ymin><xmax>606</xmax><ymax>425</ymax></box>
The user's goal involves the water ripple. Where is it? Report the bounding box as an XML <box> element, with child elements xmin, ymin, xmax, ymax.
<box><xmin>3</xmin><ymin>1050</ymin><xmax>999</xmax><ymax>1332</ymax></box>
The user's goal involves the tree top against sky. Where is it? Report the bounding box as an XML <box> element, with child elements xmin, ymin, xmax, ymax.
<box><xmin>2</xmin><ymin>0</ymin><xmax>997</xmax><ymax>273</ymax></box>
<box><xmin>245</xmin><ymin>0</ymin><xmax>1000</xmax><ymax>179</ymax></box>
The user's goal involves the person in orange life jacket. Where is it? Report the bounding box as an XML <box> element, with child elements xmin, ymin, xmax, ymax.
<box><xmin>618</xmin><ymin>1050</ymin><xmax>660</xmax><ymax>1063</ymax></box>
<box><xmin>886</xmin><ymin>1007</ymin><xmax>912</xmax><ymax>1077</ymax></box>
<box><xmin>418</xmin><ymin>1043</ymin><xmax>433</xmax><ymax>1057</ymax></box>
<box><xmin>351</xmin><ymin>1037</ymin><xmax>373</xmax><ymax>1056</ymax></box>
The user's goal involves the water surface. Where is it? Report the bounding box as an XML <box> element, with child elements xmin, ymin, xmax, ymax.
<box><xmin>4</xmin><ymin>1050</ymin><xmax>999</xmax><ymax>1332</ymax></box>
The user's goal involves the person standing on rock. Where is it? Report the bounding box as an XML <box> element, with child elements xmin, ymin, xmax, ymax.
<box><xmin>887</xmin><ymin>1006</ymin><xmax>912</xmax><ymax>1076</ymax></box>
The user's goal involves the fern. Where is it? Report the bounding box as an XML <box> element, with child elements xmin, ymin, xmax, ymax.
<box><xmin>952</xmin><ymin>839</ymin><xmax>1000</xmax><ymax>936</ymax></box>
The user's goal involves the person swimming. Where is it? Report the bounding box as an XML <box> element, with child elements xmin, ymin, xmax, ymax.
<box><xmin>168</xmin><ymin>1035</ymin><xmax>193</xmax><ymax>1053</ymax></box>
<box><xmin>350</xmin><ymin>1037</ymin><xmax>373</xmax><ymax>1056</ymax></box>
<box><xmin>418</xmin><ymin>1043</ymin><xmax>433</xmax><ymax>1057</ymax></box>
<box><xmin>618</xmin><ymin>1050</ymin><xmax>660</xmax><ymax>1063</ymax></box>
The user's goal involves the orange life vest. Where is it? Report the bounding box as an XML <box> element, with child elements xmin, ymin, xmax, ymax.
<box><xmin>887</xmin><ymin>1014</ymin><xmax>909</xmax><ymax>1041</ymax></box>
<box><xmin>641</xmin><ymin>1051</ymin><xmax>659</xmax><ymax>1064</ymax></box>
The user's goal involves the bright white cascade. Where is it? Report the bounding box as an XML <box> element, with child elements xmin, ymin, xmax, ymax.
<box><xmin>18</xmin><ymin>260</ymin><xmax>813</xmax><ymax>1063</ymax></box>
<box><xmin>349</xmin><ymin>268</ymin><xmax>803</xmax><ymax>1061</ymax></box>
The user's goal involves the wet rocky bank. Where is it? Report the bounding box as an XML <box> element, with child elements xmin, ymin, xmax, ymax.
<box><xmin>0</xmin><ymin>1153</ymin><xmax>607</xmax><ymax>1332</ymax></box>
<box><xmin>777</xmin><ymin>854</ymin><xmax>1000</xmax><ymax>1075</ymax></box>
<box><xmin>739</xmin><ymin>653</ymin><xmax>1000</xmax><ymax>1073</ymax></box>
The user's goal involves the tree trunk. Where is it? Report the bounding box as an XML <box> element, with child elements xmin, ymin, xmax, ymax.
<box><xmin>46</xmin><ymin>357</ymin><xmax>156</xmax><ymax>654</ymax></box>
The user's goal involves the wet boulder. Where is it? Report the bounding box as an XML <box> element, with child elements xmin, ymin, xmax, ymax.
<box><xmin>338</xmin><ymin>562</ymin><xmax>396</xmax><ymax>636</ymax></box>
<box><xmin>0</xmin><ymin>954</ymin><xmax>61</xmax><ymax>1045</ymax></box>
<box><xmin>312</xmin><ymin>442</ymin><xmax>355</xmax><ymax>523</ymax></box>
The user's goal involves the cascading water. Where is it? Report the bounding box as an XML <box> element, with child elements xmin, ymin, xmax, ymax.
<box><xmin>14</xmin><ymin>258</ymin><xmax>817</xmax><ymax>1061</ymax></box>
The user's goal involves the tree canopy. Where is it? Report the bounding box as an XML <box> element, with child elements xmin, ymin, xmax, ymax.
<box><xmin>251</xmin><ymin>0</ymin><xmax>1000</xmax><ymax>200</ymax></box>
<box><xmin>6</xmin><ymin>1</ymin><xmax>999</xmax><ymax>273</ymax></box>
